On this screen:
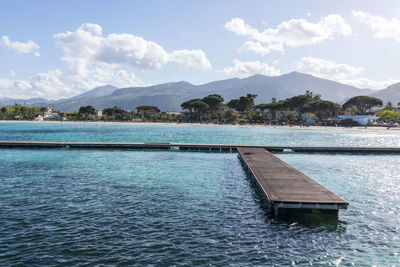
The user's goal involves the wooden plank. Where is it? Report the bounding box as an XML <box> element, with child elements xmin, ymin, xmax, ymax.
<box><xmin>0</xmin><ymin>141</ymin><xmax>399</xmax><ymax>153</ymax></box>
<box><xmin>237</xmin><ymin>147</ymin><xmax>348</xmax><ymax>210</ymax></box>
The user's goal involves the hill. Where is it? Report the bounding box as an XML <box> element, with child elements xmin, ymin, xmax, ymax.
<box><xmin>197</xmin><ymin>72</ymin><xmax>374</xmax><ymax>104</ymax></box>
<box><xmin>2</xmin><ymin>72</ymin><xmax>381</xmax><ymax>112</ymax></box>
<box><xmin>68</xmin><ymin>85</ymin><xmax>118</xmax><ymax>100</ymax></box>
<box><xmin>368</xmin><ymin>82</ymin><xmax>400</xmax><ymax>105</ymax></box>
<box><xmin>0</xmin><ymin>97</ymin><xmax>51</xmax><ymax>106</ymax></box>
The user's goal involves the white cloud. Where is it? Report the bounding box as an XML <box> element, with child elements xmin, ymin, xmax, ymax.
<box><xmin>97</xmin><ymin>33</ymin><xmax>169</xmax><ymax>69</ymax></box>
<box><xmin>169</xmin><ymin>49</ymin><xmax>211</xmax><ymax>70</ymax></box>
<box><xmin>46</xmin><ymin>23</ymin><xmax>212</xmax><ymax>96</ymax></box>
<box><xmin>10</xmin><ymin>70</ymin><xmax>16</xmax><ymax>77</ymax></box>
<box><xmin>352</xmin><ymin>10</ymin><xmax>400</xmax><ymax>42</ymax></box>
<box><xmin>297</xmin><ymin>57</ymin><xmax>364</xmax><ymax>80</ymax></box>
<box><xmin>295</xmin><ymin>56</ymin><xmax>398</xmax><ymax>90</ymax></box>
<box><xmin>0</xmin><ymin>78</ymin><xmax>13</xmax><ymax>90</ymax></box>
<box><xmin>225</xmin><ymin>15</ymin><xmax>351</xmax><ymax>55</ymax></box>
<box><xmin>66</xmin><ymin>65</ymin><xmax>142</xmax><ymax>91</ymax></box>
<box><xmin>113</xmin><ymin>70</ymin><xmax>142</xmax><ymax>88</ymax></box>
<box><xmin>340</xmin><ymin>78</ymin><xmax>399</xmax><ymax>90</ymax></box>
<box><xmin>13</xmin><ymin>80</ymin><xmax>32</xmax><ymax>91</ymax></box>
<box><xmin>1</xmin><ymin>23</ymin><xmax>214</xmax><ymax>99</ymax></box>
<box><xmin>0</xmin><ymin>69</ymin><xmax>77</xmax><ymax>99</ymax></box>
<box><xmin>222</xmin><ymin>59</ymin><xmax>280</xmax><ymax>78</ymax></box>
<box><xmin>240</xmin><ymin>41</ymin><xmax>283</xmax><ymax>55</ymax></box>
<box><xmin>54</xmin><ymin>23</ymin><xmax>211</xmax><ymax>78</ymax></box>
<box><xmin>1</xmin><ymin>35</ymin><xmax>40</xmax><ymax>56</ymax></box>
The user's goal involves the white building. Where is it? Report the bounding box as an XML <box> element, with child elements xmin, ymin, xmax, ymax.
<box><xmin>337</xmin><ymin>115</ymin><xmax>378</xmax><ymax>126</ymax></box>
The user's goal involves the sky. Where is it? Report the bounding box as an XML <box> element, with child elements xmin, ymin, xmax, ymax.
<box><xmin>1</xmin><ymin>0</ymin><xmax>400</xmax><ymax>99</ymax></box>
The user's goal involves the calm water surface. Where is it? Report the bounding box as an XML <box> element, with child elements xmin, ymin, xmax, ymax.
<box><xmin>1</xmin><ymin>122</ymin><xmax>400</xmax><ymax>266</ymax></box>
<box><xmin>1</xmin><ymin>121</ymin><xmax>400</xmax><ymax>146</ymax></box>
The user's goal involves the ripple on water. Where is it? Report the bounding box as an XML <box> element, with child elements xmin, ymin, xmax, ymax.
<box><xmin>0</xmin><ymin>145</ymin><xmax>400</xmax><ymax>265</ymax></box>
<box><xmin>1</xmin><ymin>121</ymin><xmax>400</xmax><ymax>146</ymax></box>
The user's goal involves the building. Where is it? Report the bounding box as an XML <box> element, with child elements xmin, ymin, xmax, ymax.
<box><xmin>35</xmin><ymin>114</ymin><xmax>44</xmax><ymax>121</ymax></box>
<box><xmin>44</xmin><ymin>113</ymin><xmax>60</xmax><ymax>120</ymax></box>
<box><xmin>165</xmin><ymin>111</ymin><xmax>181</xmax><ymax>116</ymax></box>
<box><xmin>337</xmin><ymin>115</ymin><xmax>378</xmax><ymax>126</ymax></box>
<box><xmin>44</xmin><ymin>107</ymin><xmax>53</xmax><ymax>115</ymax></box>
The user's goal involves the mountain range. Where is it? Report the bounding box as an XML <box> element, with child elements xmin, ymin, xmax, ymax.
<box><xmin>1</xmin><ymin>72</ymin><xmax>399</xmax><ymax>112</ymax></box>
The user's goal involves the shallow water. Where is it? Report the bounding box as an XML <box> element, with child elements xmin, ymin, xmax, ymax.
<box><xmin>1</xmin><ymin>123</ymin><xmax>400</xmax><ymax>266</ymax></box>
<box><xmin>1</xmin><ymin>121</ymin><xmax>400</xmax><ymax>146</ymax></box>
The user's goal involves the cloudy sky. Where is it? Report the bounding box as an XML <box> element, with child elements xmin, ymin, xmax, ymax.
<box><xmin>1</xmin><ymin>0</ymin><xmax>400</xmax><ymax>99</ymax></box>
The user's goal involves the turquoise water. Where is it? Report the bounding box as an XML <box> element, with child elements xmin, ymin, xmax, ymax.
<box><xmin>1</xmin><ymin>122</ymin><xmax>400</xmax><ymax>265</ymax></box>
<box><xmin>1</xmin><ymin>122</ymin><xmax>400</xmax><ymax>146</ymax></box>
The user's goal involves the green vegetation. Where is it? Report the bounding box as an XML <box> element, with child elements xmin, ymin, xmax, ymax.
<box><xmin>181</xmin><ymin>94</ymin><xmax>225</xmax><ymax>121</ymax></box>
<box><xmin>103</xmin><ymin>106</ymin><xmax>131</xmax><ymax>121</ymax></box>
<box><xmin>251</xmin><ymin>91</ymin><xmax>340</xmax><ymax>123</ymax></box>
<box><xmin>136</xmin><ymin>105</ymin><xmax>161</xmax><ymax>120</ymax></box>
<box><xmin>342</xmin><ymin>96</ymin><xmax>383</xmax><ymax>115</ymax></box>
<box><xmin>78</xmin><ymin>105</ymin><xmax>96</xmax><ymax>119</ymax></box>
<box><xmin>2</xmin><ymin>91</ymin><xmax>397</xmax><ymax>126</ymax></box>
<box><xmin>377</xmin><ymin>110</ymin><xmax>400</xmax><ymax>123</ymax></box>
<box><xmin>0</xmin><ymin>105</ymin><xmax>41</xmax><ymax>120</ymax></box>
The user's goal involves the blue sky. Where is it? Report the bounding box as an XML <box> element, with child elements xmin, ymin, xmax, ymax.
<box><xmin>1</xmin><ymin>0</ymin><xmax>400</xmax><ymax>99</ymax></box>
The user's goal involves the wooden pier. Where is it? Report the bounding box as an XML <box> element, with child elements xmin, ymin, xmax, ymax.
<box><xmin>0</xmin><ymin>141</ymin><xmax>400</xmax><ymax>154</ymax></box>
<box><xmin>238</xmin><ymin>147</ymin><xmax>348</xmax><ymax>215</ymax></box>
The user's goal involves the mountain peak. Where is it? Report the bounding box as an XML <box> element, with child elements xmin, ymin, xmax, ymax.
<box><xmin>175</xmin><ymin>81</ymin><xmax>193</xmax><ymax>86</ymax></box>
<box><xmin>245</xmin><ymin>74</ymin><xmax>268</xmax><ymax>79</ymax></box>
<box><xmin>284</xmin><ymin>71</ymin><xmax>312</xmax><ymax>77</ymax></box>
<box><xmin>70</xmin><ymin>84</ymin><xmax>118</xmax><ymax>100</ymax></box>
<box><xmin>386</xmin><ymin>82</ymin><xmax>400</xmax><ymax>89</ymax></box>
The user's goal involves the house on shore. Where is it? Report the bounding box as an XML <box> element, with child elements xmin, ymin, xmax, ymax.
<box><xmin>336</xmin><ymin>115</ymin><xmax>378</xmax><ymax>126</ymax></box>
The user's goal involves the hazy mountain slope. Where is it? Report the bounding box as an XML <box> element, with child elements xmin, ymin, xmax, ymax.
<box><xmin>197</xmin><ymin>72</ymin><xmax>374</xmax><ymax>104</ymax></box>
<box><xmin>7</xmin><ymin>72</ymin><xmax>383</xmax><ymax>112</ymax></box>
<box><xmin>44</xmin><ymin>81</ymin><xmax>196</xmax><ymax>112</ymax></box>
<box><xmin>369</xmin><ymin>82</ymin><xmax>400</xmax><ymax>105</ymax></box>
<box><xmin>0</xmin><ymin>97</ymin><xmax>50</xmax><ymax>106</ymax></box>
<box><xmin>68</xmin><ymin>85</ymin><xmax>118</xmax><ymax>100</ymax></box>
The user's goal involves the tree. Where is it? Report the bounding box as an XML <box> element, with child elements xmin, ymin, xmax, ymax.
<box><xmin>342</xmin><ymin>96</ymin><xmax>383</xmax><ymax>114</ymax></box>
<box><xmin>284</xmin><ymin>94</ymin><xmax>313</xmax><ymax>111</ymax></box>
<box><xmin>255</xmin><ymin>103</ymin><xmax>269</xmax><ymax>112</ymax></box>
<box><xmin>302</xmin><ymin>100</ymin><xmax>340</xmax><ymax>120</ymax></box>
<box><xmin>136</xmin><ymin>105</ymin><xmax>160</xmax><ymax>119</ymax></box>
<box><xmin>78</xmin><ymin>105</ymin><xmax>96</xmax><ymax>117</ymax></box>
<box><xmin>0</xmin><ymin>107</ymin><xmax>7</xmax><ymax>119</ymax></box>
<box><xmin>221</xmin><ymin>109</ymin><xmax>238</xmax><ymax>122</ymax></box>
<box><xmin>181</xmin><ymin>98</ymin><xmax>204</xmax><ymax>121</ymax></box>
<box><xmin>236</xmin><ymin>94</ymin><xmax>257</xmax><ymax>113</ymax></box>
<box><xmin>227</xmin><ymin>99</ymin><xmax>239</xmax><ymax>110</ymax></box>
<box><xmin>202</xmin><ymin>94</ymin><xmax>224</xmax><ymax>112</ymax></box>
<box><xmin>384</xmin><ymin>101</ymin><xmax>394</xmax><ymax>110</ymax></box>
<box><xmin>377</xmin><ymin>109</ymin><xmax>400</xmax><ymax>123</ymax></box>
<box><xmin>255</xmin><ymin>103</ymin><xmax>270</xmax><ymax>121</ymax></box>
<box><xmin>181</xmin><ymin>99</ymin><xmax>202</xmax><ymax>112</ymax></box>
<box><xmin>190</xmin><ymin>100</ymin><xmax>209</xmax><ymax>121</ymax></box>
<box><xmin>103</xmin><ymin>106</ymin><xmax>126</xmax><ymax>120</ymax></box>
<box><xmin>136</xmin><ymin>105</ymin><xmax>160</xmax><ymax>112</ymax></box>
<box><xmin>202</xmin><ymin>94</ymin><xmax>224</xmax><ymax>119</ymax></box>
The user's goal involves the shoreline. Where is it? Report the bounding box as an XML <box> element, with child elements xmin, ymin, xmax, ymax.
<box><xmin>1</xmin><ymin>120</ymin><xmax>399</xmax><ymax>131</ymax></box>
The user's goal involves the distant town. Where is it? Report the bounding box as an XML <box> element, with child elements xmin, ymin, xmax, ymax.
<box><xmin>1</xmin><ymin>92</ymin><xmax>399</xmax><ymax>127</ymax></box>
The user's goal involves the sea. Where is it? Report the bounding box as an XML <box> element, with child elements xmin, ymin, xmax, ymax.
<box><xmin>1</xmin><ymin>122</ymin><xmax>399</xmax><ymax>266</ymax></box>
